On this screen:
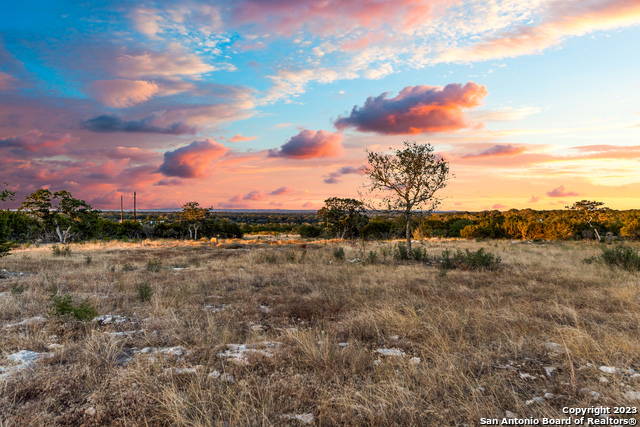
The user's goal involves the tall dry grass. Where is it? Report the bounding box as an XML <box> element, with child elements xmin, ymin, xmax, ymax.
<box><xmin>0</xmin><ymin>238</ymin><xmax>639</xmax><ymax>426</ymax></box>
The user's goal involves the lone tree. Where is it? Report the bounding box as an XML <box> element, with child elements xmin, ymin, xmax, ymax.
<box><xmin>361</xmin><ymin>141</ymin><xmax>450</xmax><ymax>258</ymax></box>
<box><xmin>180</xmin><ymin>201</ymin><xmax>209</xmax><ymax>240</ymax></box>
<box><xmin>1</xmin><ymin>183</ymin><xmax>17</xmax><ymax>257</ymax></box>
<box><xmin>566</xmin><ymin>200</ymin><xmax>606</xmax><ymax>241</ymax></box>
<box><xmin>317</xmin><ymin>197</ymin><xmax>368</xmax><ymax>239</ymax></box>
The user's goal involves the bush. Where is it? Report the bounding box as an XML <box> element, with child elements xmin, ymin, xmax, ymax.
<box><xmin>296</xmin><ymin>224</ymin><xmax>323</xmax><ymax>238</ymax></box>
<box><xmin>366</xmin><ymin>250</ymin><xmax>378</xmax><ymax>264</ymax></box>
<box><xmin>52</xmin><ymin>245</ymin><xmax>72</xmax><ymax>257</ymax></box>
<box><xmin>333</xmin><ymin>247</ymin><xmax>345</xmax><ymax>260</ymax></box>
<box><xmin>121</xmin><ymin>262</ymin><xmax>136</xmax><ymax>272</ymax></box>
<box><xmin>449</xmin><ymin>219</ymin><xmax>474</xmax><ymax>238</ymax></box>
<box><xmin>85</xmin><ymin>255</ymin><xmax>92</xmax><ymax>265</ymax></box>
<box><xmin>146</xmin><ymin>258</ymin><xmax>163</xmax><ymax>272</ymax></box>
<box><xmin>600</xmin><ymin>246</ymin><xmax>640</xmax><ymax>271</ymax></box>
<box><xmin>411</xmin><ymin>247</ymin><xmax>428</xmax><ymax>261</ymax></box>
<box><xmin>137</xmin><ymin>283</ymin><xmax>152</xmax><ymax>302</ymax></box>
<box><xmin>10</xmin><ymin>283</ymin><xmax>25</xmax><ymax>295</ymax></box>
<box><xmin>394</xmin><ymin>243</ymin><xmax>409</xmax><ymax>260</ymax></box>
<box><xmin>48</xmin><ymin>292</ymin><xmax>98</xmax><ymax>321</ymax></box>
<box><xmin>440</xmin><ymin>248</ymin><xmax>501</xmax><ymax>271</ymax></box>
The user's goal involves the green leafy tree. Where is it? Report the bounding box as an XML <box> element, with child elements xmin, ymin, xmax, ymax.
<box><xmin>317</xmin><ymin>197</ymin><xmax>368</xmax><ymax>239</ymax></box>
<box><xmin>361</xmin><ymin>141</ymin><xmax>450</xmax><ymax>258</ymax></box>
<box><xmin>1</xmin><ymin>183</ymin><xmax>17</xmax><ymax>257</ymax></box>
<box><xmin>180</xmin><ymin>201</ymin><xmax>209</xmax><ymax>240</ymax></box>
<box><xmin>566</xmin><ymin>200</ymin><xmax>606</xmax><ymax>241</ymax></box>
<box><xmin>20</xmin><ymin>189</ymin><xmax>94</xmax><ymax>243</ymax></box>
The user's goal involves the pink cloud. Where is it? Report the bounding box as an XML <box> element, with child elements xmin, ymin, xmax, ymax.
<box><xmin>0</xmin><ymin>130</ymin><xmax>77</xmax><ymax>158</ymax></box>
<box><xmin>492</xmin><ymin>204</ymin><xmax>506</xmax><ymax>210</ymax></box>
<box><xmin>323</xmin><ymin>165</ymin><xmax>365</xmax><ymax>184</ymax></box>
<box><xmin>243</xmin><ymin>190</ymin><xmax>265</xmax><ymax>201</ymax></box>
<box><xmin>229</xmin><ymin>133</ymin><xmax>257</xmax><ymax>143</ymax></box>
<box><xmin>528</xmin><ymin>196</ymin><xmax>540</xmax><ymax>203</ymax></box>
<box><xmin>462</xmin><ymin>144</ymin><xmax>526</xmax><ymax>159</ymax></box>
<box><xmin>341</xmin><ymin>33</ymin><xmax>386</xmax><ymax>51</ymax></box>
<box><xmin>232</xmin><ymin>0</ymin><xmax>449</xmax><ymax>35</ymax></box>
<box><xmin>0</xmin><ymin>72</ymin><xmax>16</xmax><ymax>90</ymax></box>
<box><xmin>88</xmin><ymin>79</ymin><xmax>159</xmax><ymax>108</ymax></box>
<box><xmin>115</xmin><ymin>44</ymin><xmax>217</xmax><ymax>79</ymax></box>
<box><xmin>157</xmin><ymin>139</ymin><xmax>228</xmax><ymax>178</ymax></box>
<box><xmin>269</xmin><ymin>129</ymin><xmax>343</xmax><ymax>159</ymax></box>
<box><xmin>302</xmin><ymin>202</ymin><xmax>314</xmax><ymax>208</ymax></box>
<box><xmin>546</xmin><ymin>185</ymin><xmax>579</xmax><ymax>198</ymax></box>
<box><xmin>334</xmin><ymin>82</ymin><xmax>487</xmax><ymax>135</ymax></box>
<box><xmin>441</xmin><ymin>0</ymin><xmax>640</xmax><ymax>62</ymax></box>
<box><xmin>269</xmin><ymin>186</ymin><xmax>293</xmax><ymax>195</ymax></box>
<box><xmin>154</xmin><ymin>177</ymin><xmax>184</xmax><ymax>186</ymax></box>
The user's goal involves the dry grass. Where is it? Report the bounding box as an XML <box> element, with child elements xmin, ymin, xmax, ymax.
<box><xmin>1</xmin><ymin>238</ymin><xmax>640</xmax><ymax>426</ymax></box>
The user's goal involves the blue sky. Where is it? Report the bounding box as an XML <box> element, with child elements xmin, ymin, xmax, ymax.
<box><xmin>1</xmin><ymin>0</ymin><xmax>639</xmax><ymax>210</ymax></box>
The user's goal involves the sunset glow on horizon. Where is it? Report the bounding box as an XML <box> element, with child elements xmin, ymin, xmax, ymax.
<box><xmin>1</xmin><ymin>0</ymin><xmax>639</xmax><ymax>211</ymax></box>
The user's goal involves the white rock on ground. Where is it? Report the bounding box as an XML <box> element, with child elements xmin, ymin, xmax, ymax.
<box><xmin>506</xmin><ymin>411</ymin><xmax>518</xmax><ymax>418</ymax></box>
<box><xmin>208</xmin><ymin>371</ymin><xmax>235</xmax><ymax>383</ymax></box>
<box><xmin>0</xmin><ymin>350</ymin><xmax>53</xmax><ymax>381</ymax></box>
<box><xmin>599</xmin><ymin>366</ymin><xmax>618</xmax><ymax>374</ymax></box>
<box><xmin>525</xmin><ymin>397</ymin><xmax>545</xmax><ymax>405</ymax></box>
<box><xmin>375</xmin><ymin>348</ymin><xmax>405</xmax><ymax>357</ymax></box>
<box><xmin>138</xmin><ymin>346</ymin><xmax>190</xmax><ymax>358</ymax></box>
<box><xmin>579</xmin><ymin>388</ymin><xmax>600</xmax><ymax>400</ymax></box>
<box><xmin>519</xmin><ymin>372</ymin><xmax>537</xmax><ymax>380</ymax></box>
<box><xmin>92</xmin><ymin>315</ymin><xmax>127</xmax><ymax>325</ymax></box>
<box><xmin>280</xmin><ymin>413</ymin><xmax>314</xmax><ymax>424</ymax></box>
<box><xmin>600</xmin><ymin>376</ymin><xmax>609</xmax><ymax>383</ymax></box>
<box><xmin>543</xmin><ymin>366</ymin><xmax>557</xmax><ymax>377</ymax></box>
<box><xmin>218</xmin><ymin>342</ymin><xmax>280</xmax><ymax>364</ymax></box>
<box><xmin>5</xmin><ymin>316</ymin><xmax>47</xmax><ymax>328</ymax></box>
<box><xmin>409</xmin><ymin>357</ymin><xmax>421</xmax><ymax>365</ymax></box>
<box><xmin>624</xmin><ymin>391</ymin><xmax>640</xmax><ymax>400</ymax></box>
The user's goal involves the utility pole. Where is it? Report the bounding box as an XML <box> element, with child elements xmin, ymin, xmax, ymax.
<box><xmin>120</xmin><ymin>195</ymin><xmax>123</xmax><ymax>223</ymax></box>
<box><xmin>133</xmin><ymin>192</ymin><xmax>137</xmax><ymax>222</ymax></box>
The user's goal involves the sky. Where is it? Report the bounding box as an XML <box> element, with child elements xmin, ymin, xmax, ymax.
<box><xmin>0</xmin><ymin>0</ymin><xmax>639</xmax><ymax>211</ymax></box>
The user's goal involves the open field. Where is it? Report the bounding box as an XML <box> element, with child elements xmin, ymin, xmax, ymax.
<box><xmin>1</xmin><ymin>238</ymin><xmax>640</xmax><ymax>426</ymax></box>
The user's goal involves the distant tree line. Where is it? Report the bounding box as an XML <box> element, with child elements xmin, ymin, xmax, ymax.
<box><xmin>303</xmin><ymin>199</ymin><xmax>640</xmax><ymax>241</ymax></box>
<box><xmin>0</xmin><ymin>188</ymin><xmax>243</xmax><ymax>247</ymax></box>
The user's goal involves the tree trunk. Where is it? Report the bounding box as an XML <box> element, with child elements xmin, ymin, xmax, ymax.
<box><xmin>63</xmin><ymin>226</ymin><xmax>71</xmax><ymax>244</ymax></box>
<box><xmin>55</xmin><ymin>225</ymin><xmax>64</xmax><ymax>243</ymax></box>
<box><xmin>188</xmin><ymin>227</ymin><xmax>193</xmax><ymax>239</ymax></box>
<box><xmin>194</xmin><ymin>225</ymin><xmax>199</xmax><ymax>241</ymax></box>
<box><xmin>406</xmin><ymin>212</ymin><xmax>412</xmax><ymax>259</ymax></box>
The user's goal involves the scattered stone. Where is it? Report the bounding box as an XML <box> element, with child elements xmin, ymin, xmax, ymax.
<box><xmin>544</xmin><ymin>393</ymin><xmax>555</xmax><ymax>399</ymax></box>
<box><xmin>107</xmin><ymin>330</ymin><xmax>143</xmax><ymax>337</ymax></box>
<box><xmin>280</xmin><ymin>413</ymin><xmax>314</xmax><ymax>424</ymax></box>
<box><xmin>624</xmin><ymin>391</ymin><xmax>640</xmax><ymax>400</ymax></box>
<box><xmin>631</xmin><ymin>374</ymin><xmax>640</xmax><ymax>380</ymax></box>
<box><xmin>389</xmin><ymin>335</ymin><xmax>400</xmax><ymax>341</ymax></box>
<box><xmin>259</xmin><ymin>305</ymin><xmax>271</xmax><ymax>313</ymax></box>
<box><xmin>506</xmin><ymin>411</ymin><xmax>518</xmax><ymax>418</ymax></box>
<box><xmin>138</xmin><ymin>346</ymin><xmax>189</xmax><ymax>358</ymax></box>
<box><xmin>5</xmin><ymin>316</ymin><xmax>47</xmax><ymax>328</ymax></box>
<box><xmin>519</xmin><ymin>372</ymin><xmax>537</xmax><ymax>380</ymax></box>
<box><xmin>579</xmin><ymin>388</ymin><xmax>600</xmax><ymax>400</ymax></box>
<box><xmin>600</xmin><ymin>376</ymin><xmax>609</xmax><ymax>383</ymax></box>
<box><xmin>172</xmin><ymin>267</ymin><xmax>188</xmax><ymax>271</ymax></box>
<box><xmin>0</xmin><ymin>350</ymin><xmax>53</xmax><ymax>381</ymax></box>
<box><xmin>409</xmin><ymin>357</ymin><xmax>421</xmax><ymax>365</ymax></box>
<box><xmin>84</xmin><ymin>407</ymin><xmax>96</xmax><ymax>416</ymax></box>
<box><xmin>373</xmin><ymin>359</ymin><xmax>382</xmax><ymax>366</ymax></box>
<box><xmin>545</xmin><ymin>342</ymin><xmax>568</xmax><ymax>354</ymax></box>
<box><xmin>474</xmin><ymin>386</ymin><xmax>486</xmax><ymax>393</ymax></box>
<box><xmin>47</xmin><ymin>343</ymin><xmax>64</xmax><ymax>350</ymax></box>
<box><xmin>544</xmin><ymin>366</ymin><xmax>557</xmax><ymax>377</ymax></box>
<box><xmin>525</xmin><ymin>397</ymin><xmax>545</xmax><ymax>405</ymax></box>
<box><xmin>218</xmin><ymin>342</ymin><xmax>280</xmax><ymax>364</ymax></box>
<box><xmin>348</xmin><ymin>258</ymin><xmax>361</xmax><ymax>263</ymax></box>
<box><xmin>209</xmin><ymin>371</ymin><xmax>235</xmax><ymax>383</ymax></box>
<box><xmin>204</xmin><ymin>304</ymin><xmax>227</xmax><ymax>313</ymax></box>
<box><xmin>599</xmin><ymin>366</ymin><xmax>618</xmax><ymax>374</ymax></box>
<box><xmin>93</xmin><ymin>315</ymin><xmax>127</xmax><ymax>325</ymax></box>
<box><xmin>338</xmin><ymin>342</ymin><xmax>349</xmax><ymax>348</ymax></box>
<box><xmin>250</xmin><ymin>323</ymin><xmax>266</xmax><ymax>332</ymax></box>
<box><xmin>162</xmin><ymin>366</ymin><xmax>202</xmax><ymax>376</ymax></box>
<box><xmin>375</xmin><ymin>348</ymin><xmax>405</xmax><ymax>357</ymax></box>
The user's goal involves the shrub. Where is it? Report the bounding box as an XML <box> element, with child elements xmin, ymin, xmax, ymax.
<box><xmin>137</xmin><ymin>283</ymin><xmax>152</xmax><ymax>302</ymax></box>
<box><xmin>146</xmin><ymin>258</ymin><xmax>163</xmax><ymax>272</ymax></box>
<box><xmin>440</xmin><ymin>248</ymin><xmax>501</xmax><ymax>271</ymax></box>
<box><xmin>366</xmin><ymin>250</ymin><xmax>378</xmax><ymax>264</ymax></box>
<box><xmin>449</xmin><ymin>219</ymin><xmax>474</xmax><ymax>238</ymax></box>
<box><xmin>411</xmin><ymin>247</ymin><xmax>428</xmax><ymax>261</ymax></box>
<box><xmin>296</xmin><ymin>224</ymin><xmax>323</xmax><ymax>238</ymax></box>
<box><xmin>394</xmin><ymin>243</ymin><xmax>409</xmax><ymax>260</ymax></box>
<box><xmin>48</xmin><ymin>292</ymin><xmax>98</xmax><ymax>321</ymax></box>
<box><xmin>600</xmin><ymin>246</ymin><xmax>640</xmax><ymax>272</ymax></box>
<box><xmin>85</xmin><ymin>255</ymin><xmax>92</xmax><ymax>265</ymax></box>
<box><xmin>10</xmin><ymin>283</ymin><xmax>25</xmax><ymax>295</ymax></box>
<box><xmin>121</xmin><ymin>262</ymin><xmax>136</xmax><ymax>272</ymax></box>
<box><xmin>333</xmin><ymin>247</ymin><xmax>345</xmax><ymax>260</ymax></box>
<box><xmin>52</xmin><ymin>245</ymin><xmax>72</xmax><ymax>257</ymax></box>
